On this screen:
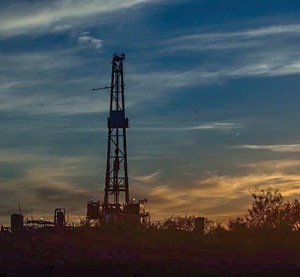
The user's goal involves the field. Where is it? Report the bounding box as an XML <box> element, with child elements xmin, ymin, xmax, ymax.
<box><xmin>1</xmin><ymin>226</ymin><xmax>300</xmax><ymax>276</ymax></box>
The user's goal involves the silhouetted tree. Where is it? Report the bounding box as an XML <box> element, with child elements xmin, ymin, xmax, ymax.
<box><xmin>161</xmin><ymin>215</ymin><xmax>195</xmax><ymax>232</ymax></box>
<box><xmin>237</xmin><ymin>188</ymin><xmax>300</xmax><ymax>232</ymax></box>
<box><xmin>154</xmin><ymin>216</ymin><xmax>225</xmax><ymax>234</ymax></box>
<box><xmin>228</xmin><ymin>216</ymin><xmax>247</xmax><ymax>232</ymax></box>
<box><xmin>205</xmin><ymin>218</ymin><xmax>227</xmax><ymax>235</ymax></box>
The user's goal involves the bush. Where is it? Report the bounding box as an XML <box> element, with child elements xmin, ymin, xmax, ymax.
<box><xmin>229</xmin><ymin>188</ymin><xmax>300</xmax><ymax>233</ymax></box>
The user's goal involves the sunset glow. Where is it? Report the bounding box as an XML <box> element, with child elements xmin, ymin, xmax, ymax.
<box><xmin>1</xmin><ymin>0</ymin><xmax>300</xmax><ymax>226</ymax></box>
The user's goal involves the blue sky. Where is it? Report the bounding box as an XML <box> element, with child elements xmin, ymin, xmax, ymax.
<box><xmin>1</xmin><ymin>0</ymin><xmax>300</xmax><ymax>224</ymax></box>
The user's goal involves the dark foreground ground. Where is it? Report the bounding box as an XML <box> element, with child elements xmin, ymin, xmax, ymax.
<box><xmin>1</xmin><ymin>227</ymin><xmax>300</xmax><ymax>276</ymax></box>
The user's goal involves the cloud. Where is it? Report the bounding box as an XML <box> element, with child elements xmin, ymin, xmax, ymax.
<box><xmin>242</xmin><ymin>160</ymin><xmax>300</xmax><ymax>171</ymax></box>
<box><xmin>2</xmin><ymin>2</ymin><xmax>300</xmax><ymax>227</ymax></box>
<box><xmin>148</xmin><ymin>169</ymin><xmax>300</xmax><ymax>220</ymax></box>
<box><xmin>134</xmin><ymin>171</ymin><xmax>161</xmax><ymax>183</ymax></box>
<box><xmin>186</xmin><ymin>122</ymin><xmax>242</xmax><ymax>130</ymax></box>
<box><xmin>126</xmin><ymin>56</ymin><xmax>300</xmax><ymax>104</ymax></box>
<box><xmin>77</xmin><ymin>32</ymin><xmax>103</xmax><ymax>50</ymax></box>
<box><xmin>225</xmin><ymin>58</ymin><xmax>300</xmax><ymax>78</ymax></box>
<box><xmin>0</xmin><ymin>149</ymin><xmax>104</xmax><ymax>224</ymax></box>
<box><xmin>232</xmin><ymin>143</ymin><xmax>300</xmax><ymax>153</ymax></box>
<box><xmin>52</xmin><ymin>24</ymin><xmax>72</xmax><ymax>33</ymax></box>
<box><xmin>164</xmin><ymin>24</ymin><xmax>300</xmax><ymax>52</ymax></box>
<box><xmin>132</xmin><ymin>122</ymin><xmax>243</xmax><ymax>132</ymax></box>
<box><xmin>0</xmin><ymin>0</ymin><xmax>162</xmax><ymax>36</ymax></box>
<box><xmin>149</xmin><ymin>23</ymin><xmax>300</xmax><ymax>85</ymax></box>
<box><xmin>145</xmin><ymin>158</ymin><xmax>300</xmax><ymax>220</ymax></box>
<box><xmin>129</xmin><ymin>155</ymin><xmax>177</xmax><ymax>161</ymax></box>
<box><xmin>0</xmin><ymin>50</ymin><xmax>109</xmax><ymax>115</ymax></box>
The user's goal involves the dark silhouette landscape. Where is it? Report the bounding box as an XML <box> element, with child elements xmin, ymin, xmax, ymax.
<box><xmin>2</xmin><ymin>1</ymin><xmax>300</xmax><ymax>276</ymax></box>
<box><xmin>2</xmin><ymin>188</ymin><xmax>300</xmax><ymax>276</ymax></box>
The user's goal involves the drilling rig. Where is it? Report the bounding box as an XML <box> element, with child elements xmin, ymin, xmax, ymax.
<box><xmin>87</xmin><ymin>53</ymin><xmax>149</xmax><ymax>225</ymax></box>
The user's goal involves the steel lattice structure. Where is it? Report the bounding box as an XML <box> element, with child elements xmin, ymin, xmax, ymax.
<box><xmin>87</xmin><ymin>53</ymin><xmax>149</xmax><ymax>224</ymax></box>
<box><xmin>103</xmin><ymin>53</ymin><xmax>129</xmax><ymax>212</ymax></box>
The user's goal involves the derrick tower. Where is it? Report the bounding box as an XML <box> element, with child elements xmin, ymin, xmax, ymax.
<box><xmin>103</xmin><ymin>53</ymin><xmax>129</xmax><ymax>213</ymax></box>
<box><xmin>87</xmin><ymin>53</ymin><xmax>149</xmax><ymax>225</ymax></box>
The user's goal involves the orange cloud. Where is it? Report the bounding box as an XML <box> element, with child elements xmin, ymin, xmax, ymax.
<box><xmin>146</xmin><ymin>159</ymin><xmax>300</xmax><ymax>221</ymax></box>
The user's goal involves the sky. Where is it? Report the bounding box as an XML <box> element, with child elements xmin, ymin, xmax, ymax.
<box><xmin>1</xmin><ymin>0</ymin><xmax>300</xmax><ymax>225</ymax></box>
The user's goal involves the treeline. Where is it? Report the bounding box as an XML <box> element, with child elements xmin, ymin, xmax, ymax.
<box><xmin>147</xmin><ymin>187</ymin><xmax>300</xmax><ymax>234</ymax></box>
<box><xmin>78</xmin><ymin>187</ymin><xmax>300</xmax><ymax>236</ymax></box>
<box><xmin>2</xmin><ymin>189</ymin><xmax>300</xmax><ymax>276</ymax></box>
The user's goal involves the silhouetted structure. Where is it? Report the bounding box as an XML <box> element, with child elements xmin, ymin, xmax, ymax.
<box><xmin>195</xmin><ymin>217</ymin><xmax>205</xmax><ymax>234</ymax></box>
<box><xmin>88</xmin><ymin>53</ymin><xmax>149</xmax><ymax>225</ymax></box>
<box><xmin>10</xmin><ymin>213</ymin><xmax>24</xmax><ymax>231</ymax></box>
<box><xmin>25</xmin><ymin>219</ymin><xmax>53</xmax><ymax>227</ymax></box>
<box><xmin>54</xmin><ymin>208</ymin><xmax>66</xmax><ymax>228</ymax></box>
<box><xmin>104</xmin><ymin>53</ymin><xmax>129</xmax><ymax>212</ymax></box>
<box><xmin>86</xmin><ymin>200</ymin><xmax>101</xmax><ymax>220</ymax></box>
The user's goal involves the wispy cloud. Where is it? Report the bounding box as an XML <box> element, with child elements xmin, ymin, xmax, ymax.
<box><xmin>77</xmin><ymin>32</ymin><xmax>103</xmax><ymax>50</ymax></box>
<box><xmin>127</xmin><ymin>57</ymin><xmax>300</xmax><ymax>103</ymax></box>
<box><xmin>52</xmin><ymin>24</ymin><xmax>72</xmax><ymax>33</ymax></box>
<box><xmin>0</xmin><ymin>149</ymin><xmax>103</xmax><ymax>223</ymax></box>
<box><xmin>134</xmin><ymin>171</ymin><xmax>161</xmax><ymax>183</ymax></box>
<box><xmin>150</xmin><ymin>23</ymin><xmax>300</xmax><ymax>85</ymax></box>
<box><xmin>225</xmin><ymin>57</ymin><xmax>300</xmax><ymax>78</ymax></box>
<box><xmin>148</xmin><ymin>168</ymin><xmax>300</xmax><ymax>220</ymax></box>
<box><xmin>242</xmin><ymin>159</ymin><xmax>300</xmax><ymax>171</ymax></box>
<box><xmin>164</xmin><ymin>24</ymin><xmax>300</xmax><ymax>52</ymax></box>
<box><xmin>0</xmin><ymin>0</ymin><xmax>162</xmax><ymax>36</ymax></box>
<box><xmin>129</xmin><ymin>155</ymin><xmax>177</xmax><ymax>161</ymax></box>
<box><xmin>133</xmin><ymin>122</ymin><xmax>242</xmax><ymax>132</ymax></box>
<box><xmin>186</xmin><ymin>122</ymin><xmax>242</xmax><ymax>130</ymax></box>
<box><xmin>233</xmin><ymin>143</ymin><xmax>300</xmax><ymax>153</ymax></box>
<box><xmin>0</xmin><ymin>50</ymin><xmax>108</xmax><ymax>115</ymax></box>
